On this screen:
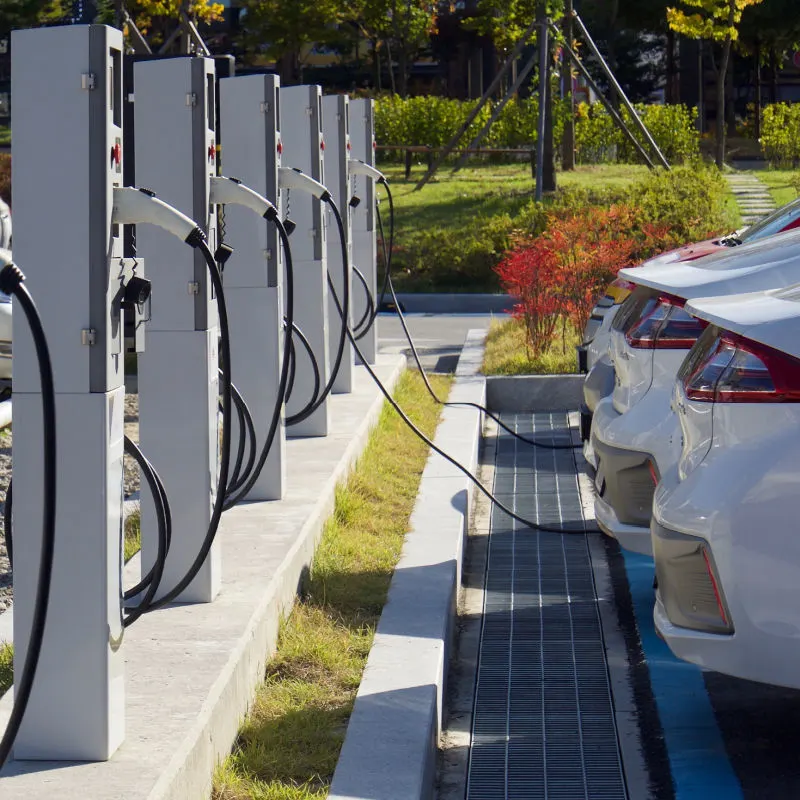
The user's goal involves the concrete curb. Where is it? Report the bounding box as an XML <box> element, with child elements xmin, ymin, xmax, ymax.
<box><xmin>392</xmin><ymin>293</ymin><xmax>514</xmax><ymax>314</ymax></box>
<box><xmin>486</xmin><ymin>373</ymin><xmax>584</xmax><ymax>411</ymax></box>
<box><xmin>0</xmin><ymin>357</ymin><xmax>405</xmax><ymax>799</ymax></box>
<box><xmin>329</xmin><ymin>330</ymin><xmax>486</xmax><ymax>800</ymax></box>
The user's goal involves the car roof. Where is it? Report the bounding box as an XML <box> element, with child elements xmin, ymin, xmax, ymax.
<box><xmin>619</xmin><ymin>227</ymin><xmax>800</xmax><ymax>299</ymax></box>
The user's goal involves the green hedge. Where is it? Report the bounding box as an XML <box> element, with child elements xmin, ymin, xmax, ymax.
<box><xmin>760</xmin><ymin>103</ymin><xmax>800</xmax><ymax>167</ymax></box>
<box><xmin>374</xmin><ymin>96</ymin><xmax>699</xmax><ymax>165</ymax></box>
<box><xmin>574</xmin><ymin>102</ymin><xmax>700</xmax><ymax>165</ymax></box>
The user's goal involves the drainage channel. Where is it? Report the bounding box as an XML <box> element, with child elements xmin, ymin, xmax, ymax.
<box><xmin>465</xmin><ymin>412</ymin><xmax>627</xmax><ymax>800</ymax></box>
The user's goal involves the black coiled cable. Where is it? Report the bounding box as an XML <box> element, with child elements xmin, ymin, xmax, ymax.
<box><xmin>0</xmin><ymin>264</ymin><xmax>57</xmax><ymax>769</ymax></box>
<box><xmin>286</xmin><ymin>193</ymin><xmax>349</xmax><ymax>427</ymax></box>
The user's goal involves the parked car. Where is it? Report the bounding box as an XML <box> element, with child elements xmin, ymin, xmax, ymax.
<box><xmin>0</xmin><ymin>198</ymin><xmax>11</xmax><ymax>384</ymax></box>
<box><xmin>653</xmin><ymin>283</ymin><xmax>800</xmax><ymax>689</ymax></box>
<box><xmin>579</xmin><ymin>197</ymin><xmax>800</xmax><ymax>451</ymax></box>
<box><xmin>591</xmin><ymin>226</ymin><xmax>800</xmax><ymax>554</ymax></box>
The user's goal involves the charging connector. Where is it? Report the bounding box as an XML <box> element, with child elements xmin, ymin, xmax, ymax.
<box><xmin>278</xmin><ymin>167</ymin><xmax>330</xmax><ymax>200</ymax></box>
<box><xmin>112</xmin><ymin>187</ymin><xmax>202</xmax><ymax>243</ymax></box>
<box><xmin>209</xmin><ymin>176</ymin><xmax>279</xmax><ymax>221</ymax></box>
<box><xmin>348</xmin><ymin>158</ymin><xmax>386</xmax><ymax>184</ymax></box>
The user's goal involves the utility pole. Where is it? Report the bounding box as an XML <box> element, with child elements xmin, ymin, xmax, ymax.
<box><xmin>561</xmin><ymin>0</ymin><xmax>576</xmax><ymax>170</ymax></box>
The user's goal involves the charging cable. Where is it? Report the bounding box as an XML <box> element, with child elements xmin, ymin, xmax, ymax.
<box><xmin>0</xmin><ymin>256</ymin><xmax>57</xmax><ymax>768</ymax></box>
<box><xmin>317</xmin><ymin>200</ymin><xmax>598</xmax><ymax>535</ymax></box>
<box><xmin>112</xmin><ymin>187</ymin><xmax>233</xmax><ymax>608</ymax></box>
<box><xmin>208</xmin><ymin>177</ymin><xmax>295</xmax><ymax>509</ymax></box>
<box><xmin>278</xmin><ymin>168</ymin><xmax>349</xmax><ymax>427</ymax></box>
<box><xmin>369</xmin><ymin>178</ymin><xmax>576</xmax><ymax>452</ymax></box>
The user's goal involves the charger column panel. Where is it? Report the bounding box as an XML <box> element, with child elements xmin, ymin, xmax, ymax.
<box><xmin>134</xmin><ymin>57</ymin><xmax>221</xmax><ymax>602</ymax></box>
<box><xmin>281</xmin><ymin>84</ymin><xmax>329</xmax><ymax>436</ymax></box>
<box><xmin>10</xmin><ymin>24</ymin><xmax>126</xmax><ymax>760</ymax></box>
<box><xmin>322</xmin><ymin>94</ymin><xmax>353</xmax><ymax>393</ymax></box>
<box><xmin>219</xmin><ymin>74</ymin><xmax>284</xmax><ymax>500</ymax></box>
<box><xmin>349</xmin><ymin>98</ymin><xmax>378</xmax><ymax>364</ymax></box>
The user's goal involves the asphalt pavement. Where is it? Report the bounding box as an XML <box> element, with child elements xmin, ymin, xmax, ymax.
<box><xmin>377</xmin><ymin>312</ymin><xmax>500</xmax><ymax>372</ymax></box>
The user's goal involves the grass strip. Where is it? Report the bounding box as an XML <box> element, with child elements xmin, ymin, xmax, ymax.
<box><xmin>125</xmin><ymin>511</ymin><xmax>141</xmax><ymax>562</ymax></box>
<box><xmin>213</xmin><ymin>369</ymin><xmax>451</xmax><ymax>800</ymax></box>
<box><xmin>482</xmin><ymin>317</ymin><xmax>578</xmax><ymax>376</ymax></box>
<box><xmin>0</xmin><ymin>641</ymin><xmax>11</xmax><ymax>697</ymax></box>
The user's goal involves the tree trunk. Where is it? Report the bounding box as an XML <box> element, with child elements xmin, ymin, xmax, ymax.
<box><xmin>769</xmin><ymin>46</ymin><xmax>778</xmax><ymax>103</ymax></box>
<box><xmin>716</xmin><ymin>37</ymin><xmax>732</xmax><ymax>168</ymax></box>
<box><xmin>386</xmin><ymin>39</ymin><xmax>397</xmax><ymax>95</ymax></box>
<box><xmin>561</xmin><ymin>0</ymin><xmax>575</xmax><ymax>170</ymax></box>
<box><xmin>726</xmin><ymin>57</ymin><xmax>736</xmax><ymax>138</ymax></box>
<box><xmin>666</xmin><ymin>29</ymin><xmax>676</xmax><ymax>104</ymax></box>
<box><xmin>754</xmin><ymin>39</ymin><xmax>762</xmax><ymax>140</ymax></box>
<box><xmin>398</xmin><ymin>47</ymin><xmax>408</xmax><ymax>97</ymax></box>
<box><xmin>278</xmin><ymin>49</ymin><xmax>300</xmax><ymax>85</ymax></box>
<box><xmin>544</xmin><ymin>66</ymin><xmax>557</xmax><ymax>191</ymax></box>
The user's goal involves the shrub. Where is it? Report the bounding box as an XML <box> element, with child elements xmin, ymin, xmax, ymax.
<box><xmin>760</xmin><ymin>103</ymin><xmax>800</xmax><ymax>167</ymax></box>
<box><xmin>575</xmin><ymin>102</ymin><xmax>699</xmax><ymax>165</ymax></box>
<box><xmin>0</xmin><ymin>154</ymin><xmax>10</xmax><ymax>207</ymax></box>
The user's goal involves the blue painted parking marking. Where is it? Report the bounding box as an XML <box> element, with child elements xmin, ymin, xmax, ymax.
<box><xmin>622</xmin><ymin>550</ymin><xmax>743</xmax><ymax>800</ymax></box>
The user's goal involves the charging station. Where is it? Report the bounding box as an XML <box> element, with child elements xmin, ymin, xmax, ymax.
<box><xmin>349</xmin><ymin>98</ymin><xmax>378</xmax><ymax>364</ymax></box>
<box><xmin>10</xmin><ymin>24</ymin><xmax>128</xmax><ymax>760</ymax></box>
<box><xmin>219</xmin><ymin>73</ymin><xmax>285</xmax><ymax>500</ymax></box>
<box><xmin>134</xmin><ymin>56</ymin><xmax>221</xmax><ymax>603</ymax></box>
<box><xmin>280</xmin><ymin>84</ymin><xmax>330</xmax><ymax>436</ymax></box>
<box><xmin>322</xmin><ymin>94</ymin><xmax>353</xmax><ymax>393</ymax></box>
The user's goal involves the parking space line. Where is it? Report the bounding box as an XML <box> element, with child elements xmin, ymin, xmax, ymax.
<box><xmin>622</xmin><ymin>551</ymin><xmax>743</xmax><ymax>800</ymax></box>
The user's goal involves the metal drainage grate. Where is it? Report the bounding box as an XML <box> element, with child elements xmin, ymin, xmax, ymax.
<box><xmin>466</xmin><ymin>413</ymin><xmax>627</xmax><ymax>800</ymax></box>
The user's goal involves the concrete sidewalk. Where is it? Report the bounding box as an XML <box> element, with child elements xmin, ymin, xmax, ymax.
<box><xmin>0</xmin><ymin>356</ymin><xmax>403</xmax><ymax>800</ymax></box>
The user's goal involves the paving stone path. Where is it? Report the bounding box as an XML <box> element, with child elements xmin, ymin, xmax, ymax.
<box><xmin>725</xmin><ymin>172</ymin><xmax>776</xmax><ymax>225</ymax></box>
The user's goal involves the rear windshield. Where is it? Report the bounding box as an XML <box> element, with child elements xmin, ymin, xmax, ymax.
<box><xmin>611</xmin><ymin>286</ymin><xmax>659</xmax><ymax>333</ymax></box>
<box><xmin>740</xmin><ymin>198</ymin><xmax>800</xmax><ymax>242</ymax></box>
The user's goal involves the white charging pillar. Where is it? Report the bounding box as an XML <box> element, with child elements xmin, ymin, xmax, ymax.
<box><xmin>134</xmin><ymin>57</ymin><xmax>221</xmax><ymax>602</ymax></box>
<box><xmin>219</xmin><ymin>74</ymin><xmax>285</xmax><ymax>499</ymax></box>
<box><xmin>281</xmin><ymin>85</ymin><xmax>329</xmax><ymax>436</ymax></box>
<box><xmin>322</xmin><ymin>94</ymin><xmax>353</xmax><ymax>393</ymax></box>
<box><xmin>11</xmin><ymin>24</ymin><xmax>126</xmax><ymax>760</ymax></box>
<box><xmin>349</xmin><ymin>98</ymin><xmax>378</xmax><ymax>364</ymax></box>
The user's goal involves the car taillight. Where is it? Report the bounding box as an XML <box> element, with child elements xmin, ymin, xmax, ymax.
<box><xmin>625</xmin><ymin>294</ymin><xmax>707</xmax><ymax>349</ymax></box>
<box><xmin>683</xmin><ymin>331</ymin><xmax>800</xmax><ymax>403</ymax></box>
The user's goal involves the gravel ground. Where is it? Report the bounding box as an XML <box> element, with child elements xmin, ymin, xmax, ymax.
<box><xmin>0</xmin><ymin>394</ymin><xmax>141</xmax><ymax>614</ymax></box>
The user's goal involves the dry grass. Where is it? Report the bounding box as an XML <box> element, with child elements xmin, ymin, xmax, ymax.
<box><xmin>482</xmin><ymin>316</ymin><xmax>579</xmax><ymax>375</ymax></box>
<box><xmin>213</xmin><ymin>370</ymin><xmax>451</xmax><ymax>800</ymax></box>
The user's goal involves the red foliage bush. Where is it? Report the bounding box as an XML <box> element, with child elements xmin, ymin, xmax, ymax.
<box><xmin>496</xmin><ymin>202</ymin><xmax>680</xmax><ymax>355</ymax></box>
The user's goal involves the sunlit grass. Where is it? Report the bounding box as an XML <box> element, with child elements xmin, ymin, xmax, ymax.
<box><xmin>124</xmin><ymin>510</ymin><xmax>141</xmax><ymax>562</ymax></box>
<box><xmin>213</xmin><ymin>370</ymin><xmax>450</xmax><ymax>800</ymax></box>
<box><xmin>0</xmin><ymin>641</ymin><xmax>12</xmax><ymax>698</ymax></box>
<box><xmin>755</xmin><ymin>169</ymin><xmax>798</xmax><ymax>208</ymax></box>
<box><xmin>482</xmin><ymin>316</ymin><xmax>579</xmax><ymax>375</ymax></box>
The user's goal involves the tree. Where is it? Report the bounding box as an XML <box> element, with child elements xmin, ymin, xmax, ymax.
<box><xmin>0</xmin><ymin>0</ymin><xmax>67</xmax><ymax>38</ymax></box>
<box><xmin>237</xmin><ymin>0</ymin><xmax>344</xmax><ymax>83</ymax></box>
<box><xmin>123</xmin><ymin>0</ymin><xmax>224</xmax><ymax>51</ymax></box>
<box><xmin>667</xmin><ymin>0</ymin><xmax>764</xmax><ymax>167</ymax></box>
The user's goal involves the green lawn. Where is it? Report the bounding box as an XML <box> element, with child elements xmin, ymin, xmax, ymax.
<box><xmin>754</xmin><ymin>169</ymin><xmax>799</xmax><ymax>207</ymax></box>
<box><xmin>377</xmin><ymin>162</ymin><xmax>728</xmax><ymax>293</ymax></box>
<box><xmin>0</xmin><ymin>641</ymin><xmax>11</xmax><ymax>698</ymax></box>
<box><xmin>214</xmin><ymin>370</ymin><xmax>450</xmax><ymax>800</ymax></box>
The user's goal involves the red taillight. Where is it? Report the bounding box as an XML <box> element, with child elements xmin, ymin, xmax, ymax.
<box><xmin>683</xmin><ymin>331</ymin><xmax>800</xmax><ymax>403</ymax></box>
<box><xmin>625</xmin><ymin>293</ymin><xmax>707</xmax><ymax>349</ymax></box>
<box><xmin>702</xmin><ymin>548</ymin><xmax>728</xmax><ymax>627</ymax></box>
<box><xmin>647</xmin><ymin>460</ymin><xmax>659</xmax><ymax>486</ymax></box>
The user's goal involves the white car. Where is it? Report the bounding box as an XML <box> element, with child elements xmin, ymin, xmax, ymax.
<box><xmin>653</xmin><ymin>284</ymin><xmax>800</xmax><ymax>689</ymax></box>
<box><xmin>591</xmin><ymin>227</ymin><xmax>800</xmax><ymax>554</ymax></box>
<box><xmin>580</xmin><ymin>198</ymin><xmax>800</xmax><ymax>448</ymax></box>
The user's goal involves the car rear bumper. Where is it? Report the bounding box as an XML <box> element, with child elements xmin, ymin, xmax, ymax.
<box><xmin>595</xmin><ymin>494</ymin><xmax>652</xmax><ymax>555</ymax></box>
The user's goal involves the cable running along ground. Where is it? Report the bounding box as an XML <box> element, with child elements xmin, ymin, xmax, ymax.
<box><xmin>375</xmin><ymin>180</ymin><xmax>576</xmax><ymax>452</ymax></box>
